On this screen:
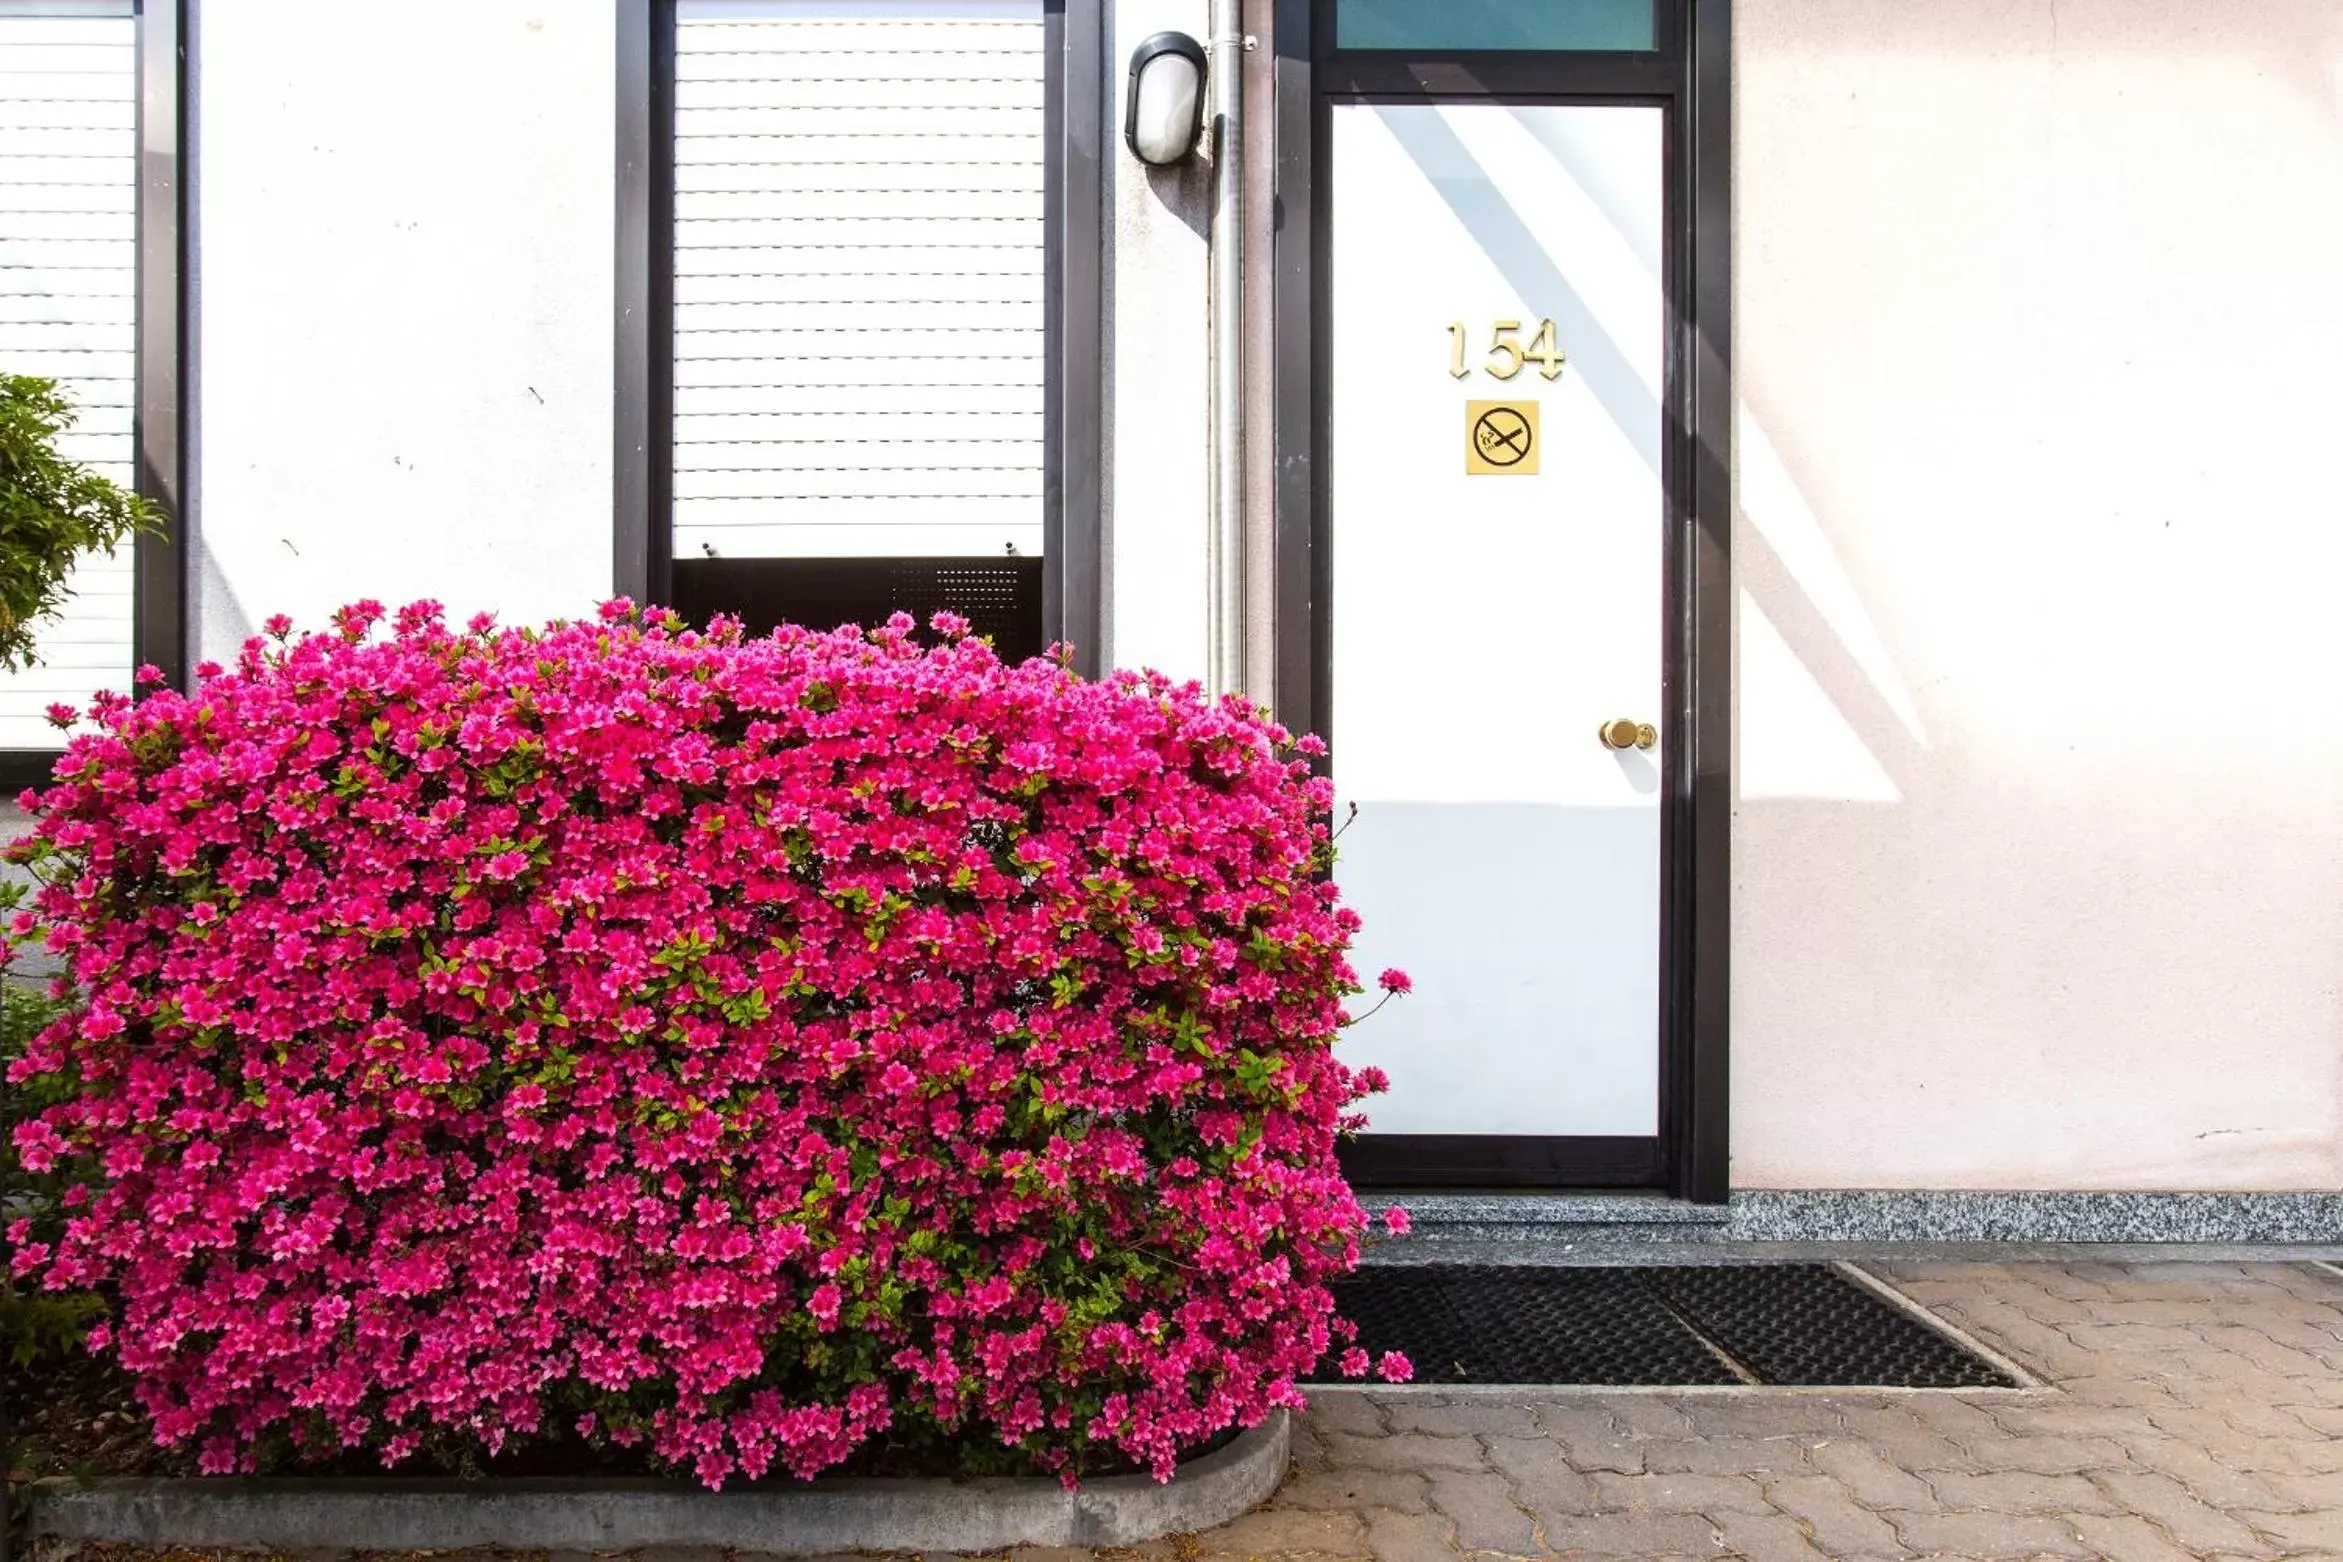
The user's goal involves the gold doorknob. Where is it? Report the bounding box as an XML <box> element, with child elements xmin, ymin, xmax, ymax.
<box><xmin>1598</xmin><ymin>719</ymin><xmax>1658</xmax><ymax>751</ymax></box>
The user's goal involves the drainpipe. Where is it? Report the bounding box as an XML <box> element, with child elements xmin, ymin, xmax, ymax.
<box><xmin>1206</xmin><ymin>0</ymin><xmax>1246</xmax><ymax>698</ymax></box>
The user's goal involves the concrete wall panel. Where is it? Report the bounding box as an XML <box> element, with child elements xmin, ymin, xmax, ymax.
<box><xmin>1733</xmin><ymin>0</ymin><xmax>2343</xmax><ymax>1189</ymax></box>
<box><xmin>190</xmin><ymin>0</ymin><xmax>613</xmax><ymax>661</ymax></box>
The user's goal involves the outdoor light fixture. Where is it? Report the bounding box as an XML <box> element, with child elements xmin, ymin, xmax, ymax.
<box><xmin>1124</xmin><ymin>31</ymin><xmax>1207</xmax><ymax>165</ymax></box>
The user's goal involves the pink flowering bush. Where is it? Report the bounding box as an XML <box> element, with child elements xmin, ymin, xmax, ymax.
<box><xmin>3</xmin><ymin>601</ymin><xmax>1403</xmax><ymax>1489</ymax></box>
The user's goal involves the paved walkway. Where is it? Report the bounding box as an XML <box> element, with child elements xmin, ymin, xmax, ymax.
<box><xmin>1170</xmin><ymin>1259</ymin><xmax>2343</xmax><ymax>1562</ymax></box>
<box><xmin>33</xmin><ymin>1259</ymin><xmax>2343</xmax><ymax>1562</ymax></box>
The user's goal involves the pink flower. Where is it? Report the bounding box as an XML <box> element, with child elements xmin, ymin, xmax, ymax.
<box><xmin>1377</xmin><ymin>1352</ymin><xmax>1413</xmax><ymax>1383</ymax></box>
<box><xmin>1382</xmin><ymin>1207</ymin><xmax>1411</xmax><ymax>1237</ymax></box>
<box><xmin>1377</xmin><ymin>968</ymin><xmax>1412</xmax><ymax>996</ymax></box>
<box><xmin>12</xmin><ymin>1118</ymin><xmax>65</xmax><ymax>1172</ymax></box>
<box><xmin>3</xmin><ymin>602</ymin><xmax>1396</xmax><ymax>1492</ymax></box>
<box><xmin>42</xmin><ymin>702</ymin><xmax>75</xmax><ymax>729</ymax></box>
<box><xmin>393</xmin><ymin>600</ymin><xmax>444</xmax><ymax>634</ymax></box>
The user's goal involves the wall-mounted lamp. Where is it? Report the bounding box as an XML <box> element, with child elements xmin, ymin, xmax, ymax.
<box><xmin>1124</xmin><ymin>31</ymin><xmax>1207</xmax><ymax>165</ymax></box>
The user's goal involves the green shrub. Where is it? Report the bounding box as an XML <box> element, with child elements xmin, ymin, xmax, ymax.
<box><xmin>1</xmin><ymin>880</ymin><xmax>103</xmax><ymax>1373</ymax></box>
<box><xmin>0</xmin><ymin>374</ymin><xmax>160</xmax><ymax>673</ymax></box>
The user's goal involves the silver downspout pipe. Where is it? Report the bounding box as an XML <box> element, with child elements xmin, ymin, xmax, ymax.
<box><xmin>1206</xmin><ymin>0</ymin><xmax>1246</xmax><ymax>698</ymax></box>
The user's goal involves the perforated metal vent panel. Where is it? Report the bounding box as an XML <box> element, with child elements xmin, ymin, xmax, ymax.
<box><xmin>672</xmin><ymin>0</ymin><xmax>1046</xmax><ymax>563</ymax></box>
<box><xmin>671</xmin><ymin>555</ymin><xmax>1045</xmax><ymax>663</ymax></box>
<box><xmin>0</xmin><ymin>7</ymin><xmax>137</xmax><ymax>751</ymax></box>
<box><xmin>1318</xmin><ymin>1264</ymin><xmax>2017</xmax><ymax>1389</ymax></box>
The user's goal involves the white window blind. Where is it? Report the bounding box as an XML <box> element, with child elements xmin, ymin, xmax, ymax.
<box><xmin>0</xmin><ymin>6</ymin><xmax>137</xmax><ymax>751</ymax></box>
<box><xmin>672</xmin><ymin>0</ymin><xmax>1047</xmax><ymax>561</ymax></box>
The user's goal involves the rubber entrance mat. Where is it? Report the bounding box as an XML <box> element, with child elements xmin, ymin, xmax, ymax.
<box><xmin>1316</xmin><ymin>1264</ymin><xmax>2015</xmax><ymax>1388</ymax></box>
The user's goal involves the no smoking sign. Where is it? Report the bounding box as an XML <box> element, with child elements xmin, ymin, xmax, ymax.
<box><xmin>1465</xmin><ymin>399</ymin><xmax>1539</xmax><ymax>476</ymax></box>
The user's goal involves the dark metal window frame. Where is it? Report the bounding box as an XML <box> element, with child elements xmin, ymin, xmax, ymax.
<box><xmin>613</xmin><ymin>0</ymin><xmax>1106</xmax><ymax>675</ymax></box>
<box><xmin>1274</xmin><ymin>0</ymin><xmax>1731</xmax><ymax>1201</ymax></box>
<box><xmin>0</xmin><ymin>0</ymin><xmax>187</xmax><ymax>793</ymax></box>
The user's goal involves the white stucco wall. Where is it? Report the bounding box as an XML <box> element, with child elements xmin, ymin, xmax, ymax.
<box><xmin>1732</xmin><ymin>0</ymin><xmax>2343</xmax><ymax>1189</ymax></box>
<box><xmin>1104</xmin><ymin>0</ymin><xmax>1213</xmax><ymax>684</ymax></box>
<box><xmin>188</xmin><ymin>0</ymin><xmax>613</xmax><ymax>663</ymax></box>
<box><xmin>172</xmin><ymin>0</ymin><xmax>2338</xmax><ymax>1191</ymax></box>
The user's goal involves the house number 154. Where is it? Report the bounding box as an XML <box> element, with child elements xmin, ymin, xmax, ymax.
<box><xmin>1448</xmin><ymin>319</ymin><xmax>1566</xmax><ymax>381</ymax></box>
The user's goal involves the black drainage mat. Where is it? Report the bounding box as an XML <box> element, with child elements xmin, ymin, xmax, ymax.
<box><xmin>1640</xmin><ymin>1265</ymin><xmax>2013</xmax><ymax>1388</ymax></box>
<box><xmin>1316</xmin><ymin>1264</ymin><xmax>2016</xmax><ymax>1389</ymax></box>
<box><xmin>1323</xmin><ymin>1266</ymin><xmax>1743</xmax><ymax>1387</ymax></box>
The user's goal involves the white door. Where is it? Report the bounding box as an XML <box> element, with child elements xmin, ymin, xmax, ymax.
<box><xmin>1331</xmin><ymin>102</ymin><xmax>1666</xmax><ymax>1141</ymax></box>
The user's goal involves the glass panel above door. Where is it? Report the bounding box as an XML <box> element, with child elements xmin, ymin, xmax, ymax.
<box><xmin>1334</xmin><ymin>0</ymin><xmax>1656</xmax><ymax>52</ymax></box>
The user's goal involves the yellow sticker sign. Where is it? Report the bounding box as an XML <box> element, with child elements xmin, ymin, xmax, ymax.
<box><xmin>1466</xmin><ymin>400</ymin><xmax>1538</xmax><ymax>475</ymax></box>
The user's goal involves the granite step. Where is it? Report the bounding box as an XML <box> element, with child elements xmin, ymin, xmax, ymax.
<box><xmin>1357</xmin><ymin>1191</ymin><xmax>1731</xmax><ymax>1230</ymax></box>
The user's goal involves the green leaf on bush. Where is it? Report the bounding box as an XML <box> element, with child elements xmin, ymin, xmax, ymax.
<box><xmin>0</xmin><ymin>375</ymin><xmax>162</xmax><ymax>673</ymax></box>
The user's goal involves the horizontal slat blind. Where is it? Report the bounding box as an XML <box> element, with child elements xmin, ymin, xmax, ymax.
<box><xmin>0</xmin><ymin>8</ymin><xmax>136</xmax><ymax>754</ymax></box>
<box><xmin>672</xmin><ymin>0</ymin><xmax>1046</xmax><ymax>561</ymax></box>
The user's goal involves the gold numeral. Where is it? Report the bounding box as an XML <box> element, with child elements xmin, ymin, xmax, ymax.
<box><xmin>1487</xmin><ymin>319</ymin><xmax>1525</xmax><ymax>380</ymax></box>
<box><xmin>1447</xmin><ymin>318</ymin><xmax>1563</xmax><ymax>381</ymax></box>
<box><xmin>1525</xmin><ymin>318</ymin><xmax>1566</xmax><ymax>380</ymax></box>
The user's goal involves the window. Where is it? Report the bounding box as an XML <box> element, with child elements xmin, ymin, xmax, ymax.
<box><xmin>1334</xmin><ymin>0</ymin><xmax>1656</xmax><ymax>53</ymax></box>
<box><xmin>0</xmin><ymin>3</ymin><xmax>139</xmax><ymax>756</ymax></box>
<box><xmin>620</xmin><ymin>0</ymin><xmax>1099</xmax><ymax>667</ymax></box>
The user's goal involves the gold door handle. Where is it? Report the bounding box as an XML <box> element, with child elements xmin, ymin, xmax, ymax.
<box><xmin>1598</xmin><ymin>719</ymin><xmax>1658</xmax><ymax>751</ymax></box>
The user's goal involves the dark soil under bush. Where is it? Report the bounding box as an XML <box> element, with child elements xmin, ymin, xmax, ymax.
<box><xmin>12</xmin><ymin>1349</ymin><xmax>194</xmax><ymax>1481</ymax></box>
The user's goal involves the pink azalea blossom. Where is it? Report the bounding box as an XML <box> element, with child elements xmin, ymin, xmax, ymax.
<box><xmin>1377</xmin><ymin>968</ymin><xmax>1412</xmax><ymax>996</ymax></box>
<box><xmin>1382</xmin><ymin>1207</ymin><xmax>1412</xmax><ymax>1237</ymax></box>
<box><xmin>3</xmin><ymin>601</ymin><xmax>1394</xmax><ymax>1491</ymax></box>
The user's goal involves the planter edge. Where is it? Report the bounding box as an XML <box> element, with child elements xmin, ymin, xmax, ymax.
<box><xmin>29</xmin><ymin>1410</ymin><xmax>1291</xmax><ymax>1555</ymax></box>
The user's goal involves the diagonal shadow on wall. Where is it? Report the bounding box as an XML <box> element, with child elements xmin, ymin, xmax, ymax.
<box><xmin>1381</xmin><ymin>100</ymin><xmax>1927</xmax><ymax>800</ymax></box>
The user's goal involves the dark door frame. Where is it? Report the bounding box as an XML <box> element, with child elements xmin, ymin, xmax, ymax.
<box><xmin>1272</xmin><ymin>0</ymin><xmax>1731</xmax><ymax>1201</ymax></box>
<box><xmin>613</xmin><ymin>0</ymin><xmax>1107</xmax><ymax>676</ymax></box>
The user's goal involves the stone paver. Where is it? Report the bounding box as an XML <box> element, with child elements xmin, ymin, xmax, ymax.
<box><xmin>161</xmin><ymin>1262</ymin><xmax>2340</xmax><ymax>1562</ymax></box>
<box><xmin>1201</xmin><ymin>1260</ymin><xmax>2343</xmax><ymax>1560</ymax></box>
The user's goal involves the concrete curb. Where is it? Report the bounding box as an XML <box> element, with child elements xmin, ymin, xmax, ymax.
<box><xmin>30</xmin><ymin>1412</ymin><xmax>1289</xmax><ymax>1557</ymax></box>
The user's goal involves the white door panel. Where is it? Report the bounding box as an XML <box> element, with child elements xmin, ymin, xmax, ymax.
<box><xmin>1331</xmin><ymin>102</ymin><xmax>1665</xmax><ymax>1139</ymax></box>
